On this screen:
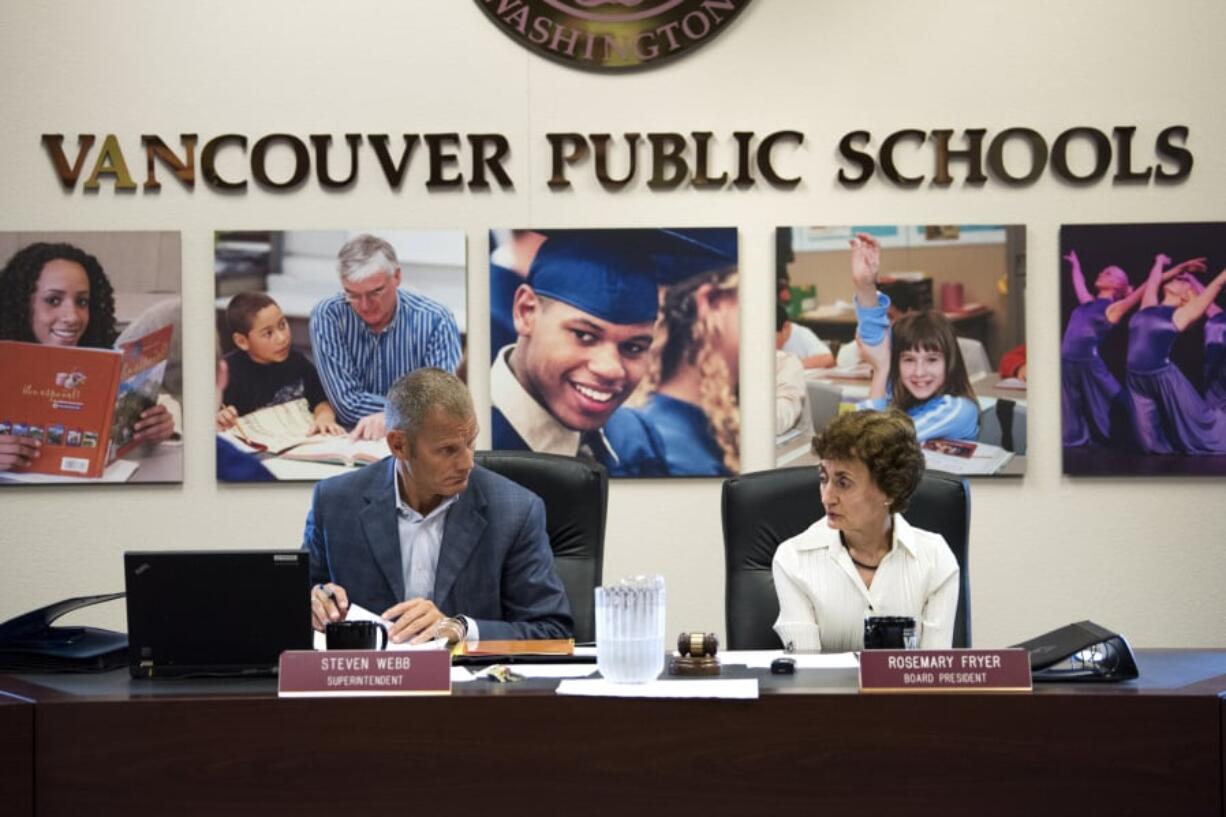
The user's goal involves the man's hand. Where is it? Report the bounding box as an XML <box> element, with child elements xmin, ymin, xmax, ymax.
<box><xmin>134</xmin><ymin>403</ymin><xmax>176</xmax><ymax>444</ymax></box>
<box><xmin>311</xmin><ymin>582</ymin><xmax>350</xmax><ymax>631</ymax></box>
<box><xmin>349</xmin><ymin>411</ymin><xmax>386</xmax><ymax>441</ymax></box>
<box><xmin>0</xmin><ymin>434</ymin><xmax>40</xmax><ymax>470</ymax></box>
<box><xmin>216</xmin><ymin>405</ymin><xmax>239</xmax><ymax>431</ymax></box>
<box><xmin>382</xmin><ymin>597</ymin><xmax>445</xmax><ymax>644</ymax></box>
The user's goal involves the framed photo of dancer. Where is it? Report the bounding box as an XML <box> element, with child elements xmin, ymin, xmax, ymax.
<box><xmin>774</xmin><ymin>225</ymin><xmax>1028</xmax><ymax>478</ymax></box>
<box><xmin>213</xmin><ymin>229</ymin><xmax>467</xmax><ymax>483</ymax></box>
<box><xmin>1060</xmin><ymin>222</ymin><xmax>1226</xmax><ymax>477</ymax></box>
<box><xmin>489</xmin><ymin>227</ymin><xmax>740</xmax><ymax>478</ymax></box>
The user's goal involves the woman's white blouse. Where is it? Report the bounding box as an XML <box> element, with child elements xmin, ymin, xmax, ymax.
<box><xmin>772</xmin><ymin>514</ymin><xmax>959</xmax><ymax>652</ymax></box>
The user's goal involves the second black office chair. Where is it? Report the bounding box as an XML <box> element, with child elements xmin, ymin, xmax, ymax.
<box><xmin>474</xmin><ymin>450</ymin><xmax>607</xmax><ymax>643</ymax></box>
<box><xmin>721</xmin><ymin>467</ymin><xmax>971</xmax><ymax>650</ymax></box>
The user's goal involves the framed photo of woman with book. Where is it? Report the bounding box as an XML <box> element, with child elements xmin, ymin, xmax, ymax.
<box><xmin>0</xmin><ymin>231</ymin><xmax>183</xmax><ymax>486</ymax></box>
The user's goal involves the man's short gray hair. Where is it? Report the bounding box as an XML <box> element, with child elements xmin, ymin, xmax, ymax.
<box><xmin>338</xmin><ymin>234</ymin><xmax>398</xmax><ymax>283</ymax></box>
<box><xmin>385</xmin><ymin>368</ymin><xmax>473</xmax><ymax>439</ymax></box>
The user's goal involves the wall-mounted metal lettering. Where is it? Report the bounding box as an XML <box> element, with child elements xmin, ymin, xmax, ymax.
<box><xmin>38</xmin><ymin>125</ymin><xmax>1192</xmax><ymax>194</ymax></box>
<box><xmin>545</xmin><ymin>130</ymin><xmax>803</xmax><ymax>191</ymax></box>
<box><xmin>40</xmin><ymin>133</ymin><xmax>515</xmax><ymax>193</ymax></box>
<box><xmin>836</xmin><ymin>126</ymin><xmax>1192</xmax><ymax>188</ymax></box>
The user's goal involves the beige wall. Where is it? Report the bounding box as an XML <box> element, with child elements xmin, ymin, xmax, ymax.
<box><xmin>0</xmin><ymin>232</ymin><xmax>180</xmax><ymax>294</ymax></box>
<box><xmin>2</xmin><ymin>0</ymin><xmax>1225</xmax><ymax>648</ymax></box>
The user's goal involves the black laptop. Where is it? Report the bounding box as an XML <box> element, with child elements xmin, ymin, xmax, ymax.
<box><xmin>124</xmin><ymin>550</ymin><xmax>312</xmax><ymax>678</ymax></box>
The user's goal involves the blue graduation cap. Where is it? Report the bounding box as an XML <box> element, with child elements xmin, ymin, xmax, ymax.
<box><xmin>527</xmin><ymin>228</ymin><xmax>736</xmax><ymax>325</ymax></box>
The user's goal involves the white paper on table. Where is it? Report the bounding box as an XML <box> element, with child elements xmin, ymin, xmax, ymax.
<box><xmin>573</xmin><ymin>645</ymin><xmax>597</xmax><ymax>658</ymax></box>
<box><xmin>262</xmin><ymin>457</ymin><xmax>351</xmax><ymax>481</ymax></box>
<box><xmin>311</xmin><ymin>603</ymin><xmax>449</xmax><ymax>652</ymax></box>
<box><xmin>556</xmin><ymin>679</ymin><xmax>758</xmax><ymax>699</ymax></box>
<box><xmin>485</xmin><ymin>664</ymin><xmax>596</xmax><ymax>680</ymax></box>
<box><xmin>722</xmin><ymin>650</ymin><xmax>860</xmax><ymax>670</ymax></box>
<box><xmin>451</xmin><ymin>667</ymin><xmax>476</xmax><ymax>683</ymax></box>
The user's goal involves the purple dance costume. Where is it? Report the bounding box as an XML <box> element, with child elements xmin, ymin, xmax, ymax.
<box><xmin>1060</xmin><ymin>299</ymin><xmax>1124</xmax><ymax>447</ymax></box>
<box><xmin>1126</xmin><ymin>305</ymin><xmax>1226</xmax><ymax>454</ymax></box>
<box><xmin>1204</xmin><ymin>312</ymin><xmax>1226</xmax><ymax>410</ymax></box>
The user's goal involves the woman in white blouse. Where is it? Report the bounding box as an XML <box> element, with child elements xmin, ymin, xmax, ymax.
<box><xmin>772</xmin><ymin>409</ymin><xmax>959</xmax><ymax>652</ymax></box>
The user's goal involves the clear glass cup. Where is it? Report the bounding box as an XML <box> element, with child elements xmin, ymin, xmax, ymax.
<box><xmin>595</xmin><ymin>575</ymin><xmax>666</xmax><ymax>683</ymax></box>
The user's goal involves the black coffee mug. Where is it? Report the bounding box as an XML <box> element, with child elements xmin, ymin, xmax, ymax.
<box><xmin>325</xmin><ymin>620</ymin><xmax>388</xmax><ymax>651</ymax></box>
<box><xmin>863</xmin><ymin>616</ymin><xmax>917</xmax><ymax>650</ymax></box>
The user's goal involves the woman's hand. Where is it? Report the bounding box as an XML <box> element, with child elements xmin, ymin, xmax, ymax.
<box><xmin>216</xmin><ymin>405</ymin><xmax>238</xmax><ymax>431</ymax></box>
<box><xmin>1163</xmin><ymin>256</ymin><xmax>1207</xmax><ymax>281</ymax></box>
<box><xmin>0</xmin><ymin>434</ymin><xmax>40</xmax><ymax>471</ymax></box>
<box><xmin>133</xmin><ymin>403</ymin><xmax>175</xmax><ymax>444</ymax></box>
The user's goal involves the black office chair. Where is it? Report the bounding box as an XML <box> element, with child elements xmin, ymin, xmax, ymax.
<box><xmin>721</xmin><ymin>467</ymin><xmax>971</xmax><ymax>650</ymax></box>
<box><xmin>474</xmin><ymin>450</ymin><xmax>607</xmax><ymax>643</ymax></box>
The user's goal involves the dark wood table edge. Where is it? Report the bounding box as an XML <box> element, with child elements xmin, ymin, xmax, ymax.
<box><xmin>0</xmin><ymin>691</ymin><xmax>34</xmax><ymax>817</ymax></box>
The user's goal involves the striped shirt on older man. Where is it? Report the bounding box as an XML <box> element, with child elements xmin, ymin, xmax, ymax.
<box><xmin>309</xmin><ymin>289</ymin><xmax>462</xmax><ymax>427</ymax></box>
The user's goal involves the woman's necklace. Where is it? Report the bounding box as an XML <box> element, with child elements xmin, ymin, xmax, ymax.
<box><xmin>840</xmin><ymin>532</ymin><xmax>886</xmax><ymax>571</ymax></box>
<box><xmin>846</xmin><ymin>551</ymin><xmax>880</xmax><ymax>571</ymax></box>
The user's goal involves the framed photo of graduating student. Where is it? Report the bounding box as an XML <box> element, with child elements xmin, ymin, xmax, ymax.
<box><xmin>774</xmin><ymin>224</ymin><xmax>1028</xmax><ymax>478</ymax></box>
<box><xmin>489</xmin><ymin>227</ymin><xmax>740</xmax><ymax>478</ymax></box>
<box><xmin>1060</xmin><ymin>222</ymin><xmax>1226</xmax><ymax>477</ymax></box>
<box><xmin>0</xmin><ymin>231</ymin><xmax>183</xmax><ymax>486</ymax></box>
<box><xmin>213</xmin><ymin>229</ymin><xmax>466</xmax><ymax>483</ymax></box>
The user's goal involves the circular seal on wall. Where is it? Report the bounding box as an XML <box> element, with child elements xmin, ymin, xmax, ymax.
<box><xmin>474</xmin><ymin>0</ymin><xmax>755</xmax><ymax>73</ymax></box>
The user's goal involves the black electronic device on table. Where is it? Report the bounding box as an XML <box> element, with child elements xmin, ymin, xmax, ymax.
<box><xmin>0</xmin><ymin>592</ymin><xmax>128</xmax><ymax>672</ymax></box>
<box><xmin>124</xmin><ymin>550</ymin><xmax>312</xmax><ymax>678</ymax></box>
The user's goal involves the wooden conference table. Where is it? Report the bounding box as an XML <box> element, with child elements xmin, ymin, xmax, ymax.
<box><xmin>2</xmin><ymin>649</ymin><xmax>1224</xmax><ymax>816</ymax></box>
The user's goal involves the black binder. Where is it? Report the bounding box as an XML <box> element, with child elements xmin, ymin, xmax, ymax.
<box><xmin>0</xmin><ymin>593</ymin><xmax>128</xmax><ymax>672</ymax></box>
<box><xmin>1013</xmin><ymin>620</ymin><xmax>1139</xmax><ymax>682</ymax></box>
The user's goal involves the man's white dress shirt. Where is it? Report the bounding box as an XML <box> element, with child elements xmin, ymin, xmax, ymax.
<box><xmin>393</xmin><ymin>466</ymin><xmax>477</xmax><ymax>641</ymax></box>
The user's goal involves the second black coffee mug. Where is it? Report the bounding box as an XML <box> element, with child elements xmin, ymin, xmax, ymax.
<box><xmin>863</xmin><ymin>616</ymin><xmax>917</xmax><ymax>650</ymax></box>
<box><xmin>325</xmin><ymin>620</ymin><xmax>388</xmax><ymax>651</ymax></box>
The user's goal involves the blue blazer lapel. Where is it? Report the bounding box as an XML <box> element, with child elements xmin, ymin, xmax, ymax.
<box><xmin>359</xmin><ymin>458</ymin><xmax>405</xmax><ymax>602</ymax></box>
<box><xmin>434</xmin><ymin>472</ymin><xmax>488</xmax><ymax>605</ymax></box>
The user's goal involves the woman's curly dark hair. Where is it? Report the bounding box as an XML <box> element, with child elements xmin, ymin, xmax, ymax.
<box><xmin>811</xmin><ymin>408</ymin><xmax>924</xmax><ymax>513</ymax></box>
<box><xmin>0</xmin><ymin>242</ymin><xmax>117</xmax><ymax>348</ymax></box>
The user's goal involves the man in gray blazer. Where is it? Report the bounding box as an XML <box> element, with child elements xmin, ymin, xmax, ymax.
<box><xmin>303</xmin><ymin>368</ymin><xmax>572</xmax><ymax>644</ymax></box>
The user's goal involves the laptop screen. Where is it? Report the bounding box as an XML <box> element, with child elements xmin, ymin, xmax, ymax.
<box><xmin>124</xmin><ymin>550</ymin><xmax>312</xmax><ymax>678</ymax></box>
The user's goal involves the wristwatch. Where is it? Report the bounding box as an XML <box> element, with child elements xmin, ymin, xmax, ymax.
<box><xmin>436</xmin><ymin>616</ymin><xmax>468</xmax><ymax>644</ymax></box>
